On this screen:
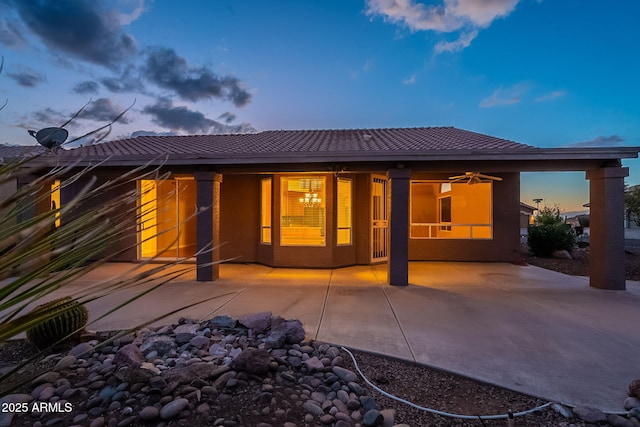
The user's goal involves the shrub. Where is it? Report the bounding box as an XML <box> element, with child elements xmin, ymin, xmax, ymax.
<box><xmin>527</xmin><ymin>206</ymin><xmax>576</xmax><ymax>257</ymax></box>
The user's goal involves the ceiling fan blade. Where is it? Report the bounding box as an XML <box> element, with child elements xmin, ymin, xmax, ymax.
<box><xmin>476</xmin><ymin>173</ymin><xmax>503</xmax><ymax>181</ymax></box>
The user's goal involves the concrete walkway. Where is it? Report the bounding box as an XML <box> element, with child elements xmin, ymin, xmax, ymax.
<box><xmin>5</xmin><ymin>262</ymin><xmax>640</xmax><ymax>412</ymax></box>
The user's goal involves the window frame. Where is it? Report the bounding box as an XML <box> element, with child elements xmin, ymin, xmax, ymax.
<box><xmin>280</xmin><ymin>176</ymin><xmax>327</xmax><ymax>247</ymax></box>
<box><xmin>260</xmin><ymin>177</ymin><xmax>272</xmax><ymax>245</ymax></box>
<box><xmin>336</xmin><ymin>177</ymin><xmax>353</xmax><ymax>246</ymax></box>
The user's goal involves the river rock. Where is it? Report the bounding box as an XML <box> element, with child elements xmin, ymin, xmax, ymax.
<box><xmin>159</xmin><ymin>397</ymin><xmax>189</xmax><ymax>420</ymax></box>
<box><xmin>113</xmin><ymin>344</ymin><xmax>143</xmax><ymax>367</ymax></box>
<box><xmin>238</xmin><ymin>312</ymin><xmax>272</xmax><ymax>333</ymax></box>
<box><xmin>572</xmin><ymin>406</ymin><xmax>607</xmax><ymax>423</ymax></box>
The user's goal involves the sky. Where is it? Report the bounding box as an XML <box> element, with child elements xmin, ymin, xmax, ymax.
<box><xmin>1</xmin><ymin>0</ymin><xmax>639</xmax><ymax>216</ymax></box>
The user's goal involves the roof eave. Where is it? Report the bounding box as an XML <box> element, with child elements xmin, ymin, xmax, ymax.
<box><xmin>23</xmin><ymin>146</ymin><xmax>640</xmax><ymax>167</ymax></box>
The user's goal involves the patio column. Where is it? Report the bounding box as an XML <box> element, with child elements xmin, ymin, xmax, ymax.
<box><xmin>195</xmin><ymin>171</ymin><xmax>222</xmax><ymax>282</ymax></box>
<box><xmin>586</xmin><ymin>166</ymin><xmax>628</xmax><ymax>290</ymax></box>
<box><xmin>387</xmin><ymin>168</ymin><xmax>411</xmax><ymax>286</ymax></box>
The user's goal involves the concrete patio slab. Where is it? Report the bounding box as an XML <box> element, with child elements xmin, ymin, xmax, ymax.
<box><xmin>3</xmin><ymin>261</ymin><xmax>639</xmax><ymax>412</ymax></box>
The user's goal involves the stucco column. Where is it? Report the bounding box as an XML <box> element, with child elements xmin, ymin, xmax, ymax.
<box><xmin>195</xmin><ymin>171</ymin><xmax>222</xmax><ymax>282</ymax></box>
<box><xmin>387</xmin><ymin>168</ymin><xmax>411</xmax><ymax>286</ymax></box>
<box><xmin>586</xmin><ymin>166</ymin><xmax>628</xmax><ymax>290</ymax></box>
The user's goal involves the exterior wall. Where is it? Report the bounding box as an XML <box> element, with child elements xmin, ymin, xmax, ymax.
<box><xmin>61</xmin><ymin>169</ymin><xmax>520</xmax><ymax>267</ymax></box>
<box><xmin>408</xmin><ymin>172</ymin><xmax>521</xmax><ymax>263</ymax></box>
<box><xmin>60</xmin><ymin>176</ymin><xmax>138</xmax><ymax>262</ymax></box>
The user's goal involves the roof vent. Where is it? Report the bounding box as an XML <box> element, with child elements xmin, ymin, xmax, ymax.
<box><xmin>362</xmin><ymin>134</ymin><xmax>373</xmax><ymax>141</ymax></box>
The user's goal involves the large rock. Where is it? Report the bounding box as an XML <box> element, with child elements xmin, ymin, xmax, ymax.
<box><xmin>161</xmin><ymin>363</ymin><xmax>231</xmax><ymax>385</ymax></box>
<box><xmin>230</xmin><ymin>347</ymin><xmax>272</xmax><ymax>375</ymax></box>
<box><xmin>114</xmin><ymin>366</ymin><xmax>155</xmax><ymax>384</ymax></box>
<box><xmin>271</xmin><ymin>319</ymin><xmax>306</xmax><ymax>344</ymax></box>
<box><xmin>552</xmin><ymin>250</ymin><xmax>572</xmax><ymax>259</ymax></box>
<box><xmin>209</xmin><ymin>315</ymin><xmax>236</xmax><ymax>329</ymax></box>
<box><xmin>140</xmin><ymin>335</ymin><xmax>175</xmax><ymax>356</ymax></box>
<box><xmin>113</xmin><ymin>344</ymin><xmax>143</xmax><ymax>367</ymax></box>
<box><xmin>238</xmin><ymin>312</ymin><xmax>272</xmax><ymax>333</ymax></box>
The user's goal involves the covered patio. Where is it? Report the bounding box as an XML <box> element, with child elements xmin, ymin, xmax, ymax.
<box><xmin>29</xmin><ymin>261</ymin><xmax>640</xmax><ymax>412</ymax></box>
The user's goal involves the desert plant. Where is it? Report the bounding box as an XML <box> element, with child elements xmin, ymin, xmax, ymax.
<box><xmin>25</xmin><ymin>296</ymin><xmax>88</xmax><ymax>349</ymax></box>
<box><xmin>527</xmin><ymin>206</ymin><xmax>576</xmax><ymax>257</ymax></box>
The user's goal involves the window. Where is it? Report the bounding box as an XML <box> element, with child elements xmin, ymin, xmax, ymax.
<box><xmin>51</xmin><ymin>180</ymin><xmax>61</xmax><ymax>228</ymax></box>
<box><xmin>336</xmin><ymin>178</ymin><xmax>352</xmax><ymax>245</ymax></box>
<box><xmin>439</xmin><ymin>195</ymin><xmax>451</xmax><ymax>231</ymax></box>
<box><xmin>261</xmin><ymin>178</ymin><xmax>272</xmax><ymax>244</ymax></box>
<box><xmin>410</xmin><ymin>181</ymin><xmax>493</xmax><ymax>239</ymax></box>
<box><xmin>281</xmin><ymin>177</ymin><xmax>326</xmax><ymax>246</ymax></box>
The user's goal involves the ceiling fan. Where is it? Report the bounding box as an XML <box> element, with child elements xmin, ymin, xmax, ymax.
<box><xmin>448</xmin><ymin>171</ymin><xmax>503</xmax><ymax>184</ymax></box>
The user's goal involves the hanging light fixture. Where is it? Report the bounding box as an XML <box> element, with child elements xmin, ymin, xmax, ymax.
<box><xmin>299</xmin><ymin>191</ymin><xmax>322</xmax><ymax>207</ymax></box>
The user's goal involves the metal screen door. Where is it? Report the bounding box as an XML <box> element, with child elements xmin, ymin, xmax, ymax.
<box><xmin>371</xmin><ymin>175</ymin><xmax>389</xmax><ymax>262</ymax></box>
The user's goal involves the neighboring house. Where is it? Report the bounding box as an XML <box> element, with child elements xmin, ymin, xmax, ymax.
<box><xmin>519</xmin><ymin>202</ymin><xmax>536</xmax><ymax>231</ymax></box>
<box><xmin>8</xmin><ymin>127</ymin><xmax>640</xmax><ymax>290</ymax></box>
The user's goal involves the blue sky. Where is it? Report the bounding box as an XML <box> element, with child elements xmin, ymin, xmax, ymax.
<box><xmin>1</xmin><ymin>0</ymin><xmax>639</xmax><ymax>214</ymax></box>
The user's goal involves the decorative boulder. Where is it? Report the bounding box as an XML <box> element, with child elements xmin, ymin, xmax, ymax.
<box><xmin>238</xmin><ymin>312</ymin><xmax>272</xmax><ymax>333</ymax></box>
<box><xmin>230</xmin><ymin>347</ymin><xmax>271</xmax><ymax>375</ymax></box>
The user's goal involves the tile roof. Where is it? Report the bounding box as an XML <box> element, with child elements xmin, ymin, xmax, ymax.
<box><xmin>0</xmin><ymin>144</ymin><xmax>45</xmax><ymax>163</ymax></box>
<box><xmin>62</xmin><ymin>126</ymin><xmax>533</xmax><ymax>158</ymax></box>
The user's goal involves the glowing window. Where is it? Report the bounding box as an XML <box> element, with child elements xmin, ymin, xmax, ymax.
<box><xmin>51</xmin><ymin>180</ymin><xmax>61</xmax><ymax>228</ymax></box>
<box><xmin>336</xmin><ymin>178</ymin><xmax>352</xmax><ymax>245</ymax></box>
<box><xmin>281</xmin><ymin>177</ymin><xmax>326</xmax><ymax>246</ymax></box>
<box><xmin>410</xmin><ymin>181</ymin><xmax>493</xmax><ymax>239</ymax></box>
<box><xmin>261</xmin><ymin>178</ymin><xmax>272</xmax><ymax>244</ymax></box>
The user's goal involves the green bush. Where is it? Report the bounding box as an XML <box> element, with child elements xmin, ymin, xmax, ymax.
<box><xmin>527</xmin><ymin>206</ymin><xmax>576</xmax><ymax>257</ymax></box>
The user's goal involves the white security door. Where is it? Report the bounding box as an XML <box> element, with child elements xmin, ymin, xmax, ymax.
<box><xmin>371</xmin><ymin>175</ymin><xmax>389</xmax><ymax>262</ymax></box>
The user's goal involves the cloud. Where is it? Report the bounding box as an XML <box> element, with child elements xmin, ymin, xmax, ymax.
<box><xmin>6</xmin><ymin>0</ymin><xmax>140</xmax><ymax>69</ymax></box>
<box><xmin>366</xmin><ymin>0</ymin><xmax>519</xmax><ymax>52</ymax></box>
<box><xmin>142</xmin><ymin>97</ymin><xmax>256</xmax><ymax>134</ymax></box>
<box><xmin>218</xmin><ymin>112</ymin><xmax>236</xmax><ymax>124</ymax></box>
<box><xmin>29</xmin><ymin>107</ymin><xmax>68</xmax><ymax>127</ymax></box>
<box><xmin>479</xmin><ymin>83</ymin><xmax>528</xmax><ymax>108</ymax></box>
<box><xmin>101</xmin><ymin>66</ymin><xmax>145</xmax><ymax>93</ymax></box>
<box><xmin>78</xmin><ymin>98</ymin><xmax>132</xmax><ymax>124</ymax></box>
<box><xmin>130</xmin><ymin>130</ymin><xmax>177</xmax><ymax>138</ymax></box>
<box><xmin>6</xmin><ymin>65</ymin><xmax>46</xmax><ymax>87</ymax></box>
<box><xmin>73</xmin><ymin>80</ymin><xmax>100</xmax><ymax>95</ymax></box>
<box><xmin>534</xmin><ymin>90</ymin><xmax>566</xmax><ymax>102</ymax></box>
<box><xmin>143</xmin><ymin>47</ymin><xmax>252</xmax><ymax>106</ymax></box>
<box><xmin>565</xmin><ymin>135</ymin><xmax>625</xmax><ymax>148</ymax></box>
<box><xmin>0</xmin><ymin>3</ymin><xmax>27</xmax><ymax>47</ymax></box>
<box><xmin>402</xmin><ymin>74</ymin><xmax>416</xmax><ymax>85</ymax></box>
<box><xmin>434</xmin><ymin>29</ymin><xmax>478</xmax><ymax>53</ymax></box>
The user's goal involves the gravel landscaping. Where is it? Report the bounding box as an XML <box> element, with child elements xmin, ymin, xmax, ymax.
<box><xmin>2</xmin><ymin>310</ymin><xmax>639</xmax><ymax>427</ymax></box>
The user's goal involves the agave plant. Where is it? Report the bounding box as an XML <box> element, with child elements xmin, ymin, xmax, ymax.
<box><xmin>0</xmin><ymin>155</ymin><xmax>232</xmax><ymax>395</ymax></box>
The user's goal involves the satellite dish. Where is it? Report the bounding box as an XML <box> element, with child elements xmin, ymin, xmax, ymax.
<box><xmin>28</xmin><ymin>127</ymin><xmax>69</xmax><ymax>149</ymax></box>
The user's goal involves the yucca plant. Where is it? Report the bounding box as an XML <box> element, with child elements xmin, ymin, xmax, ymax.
<box><xmin>0</xmin><ymin>155</ymin><xmax>233</xmax><ymax>395</ymax></box>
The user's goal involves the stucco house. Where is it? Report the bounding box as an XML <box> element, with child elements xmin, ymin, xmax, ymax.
<box><xmin>8</xmin><ymin>127</ymin><xmax>640</xmax><ymax>290</ymax></box>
